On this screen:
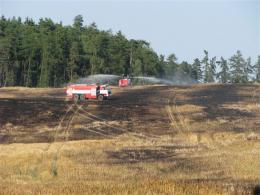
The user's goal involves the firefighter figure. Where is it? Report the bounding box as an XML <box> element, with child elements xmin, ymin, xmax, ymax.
<box><xmin>96</xmin><ymin>83</ymin><xmax>100</xmax><ymax>96</ymax></box>
<box><xmin>96</xmin><ymin>82</ymin><xmax>103</xmax><ymax>101</ymax></box>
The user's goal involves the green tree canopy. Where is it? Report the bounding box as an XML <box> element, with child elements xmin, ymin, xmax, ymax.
<box><xmin>0</xmin><ymin>16</ymin><xmax>259</xmax><ymax>87</ymax></box>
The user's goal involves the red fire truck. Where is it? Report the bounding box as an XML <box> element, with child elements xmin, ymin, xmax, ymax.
<box><xmin>66</xmin><ymin>84</ymin><xmax>112</xmax><ymax>101</ymax></box>
<box><xmin>119</xmin><ymin>79</ymin><xmax>128</xmax><ymax>87</ymax></box>
<box><xmin>119</xmin><ymin>76</ymin><xmax>131</xmax><ymax>87</ymax></box>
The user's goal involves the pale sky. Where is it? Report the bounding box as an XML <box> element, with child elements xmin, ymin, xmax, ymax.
<box><xmin>0</xmin><ymin>0</ymin><xmax>259</xmax><ymax>63</ymax></box>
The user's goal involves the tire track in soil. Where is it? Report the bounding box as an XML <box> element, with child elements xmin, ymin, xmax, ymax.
<box><xmin>43</xmin><ymin>103</ymin><xmax>77</xmax><ymax>151</ymax></box>
<box><xmin>36</xmin><ymin>102</ymin><xmax>81</xmax><ymax>177</ymax></box>
<box><xmin>167</xmin><ymin>92</ymin><xmax>187</xmax><ymax>133</ymax></box>
<box><xmin>167</xmin><ymin>97</ymin><xmax>181</xmax><ymax>133</ymax></box>
<box><xmin>251</xmin><ymin>87</ymin><xmax>260</xmax><ymax>104</ymax></box>
<box><xmin>77</xmin><ymin>105</ymin><xmax>129</xmax><ymax>134</ymax></box>
<box><xmin>49</xmin><ymin>103</ymin><xmax>82</xmax><ymax>176</ymax></box>
<box><xmin>40</xmin><ymin>89</ymin><xmax>181</xmax><ymax>176</ymax></box>
<box><xmin>48</xmin><ymin>102</ymin><xmax>126</xmax><ymax>176</ymax></box>
<box><xmin>77</xmin><ymin>104</ymin><xmax>161</xmax><ymax>139</ymax></box>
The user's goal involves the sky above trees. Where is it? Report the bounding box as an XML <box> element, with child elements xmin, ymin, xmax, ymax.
<box><xmin>1</xmin><ymin>0</ymin><xmax>259</xmax><ymax>63</ymax></box>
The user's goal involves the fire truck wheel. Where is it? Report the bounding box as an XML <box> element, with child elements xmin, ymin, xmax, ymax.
<box><xmin>79</xmin><ymin>94</ymin><xmax>85</xmax><ymax>101</ymax></box>
<box><xmin>73</xmin><ymin>94</ymin><xmax>79</xmax><ymax>102</ymax></box>
<box><xmin>98</xmin><ymin>95</ymin><xmax>104</xmax><ymax>101</ymax></box>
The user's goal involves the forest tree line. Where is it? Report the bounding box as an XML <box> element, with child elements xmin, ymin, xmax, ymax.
<box><xmin>0</xmin><ymin>15</ymin><xmax>260</xmax><ymax>87</ymax></box>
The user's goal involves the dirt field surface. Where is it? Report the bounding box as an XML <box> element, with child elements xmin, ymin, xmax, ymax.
<box><xmin>0</xmin><ymin>84</ymin><xmax>260</xmax><ymax>194</ymax></box>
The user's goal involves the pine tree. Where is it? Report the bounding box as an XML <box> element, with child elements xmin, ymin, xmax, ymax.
<box><xmin>107</xmin><ymin>31</ymin><xmax>128</xmax><ymax>75</ymax></box>
<box><xmin>244</xmin><ymin>57</ymin><xmax>254</xmax><ymax>82</ymax></box>
<box><xmin>21</xmin><ymin>19</ymin><xmax>41</xmax><ymax>87</ymax></box>
<box><xmin>218</xmin><ymin>57</ymin><xmax>229</xmax><ymax>83</ymax></box>
<box><xmin>179</xmin><ymin>61</ymin><xmax>192</xmax><ymax>76</ymax></box>
<box><xmin>82</xmin><ymin>24</ymin><xmax>102</xmax><ymax>75</ymax></box>
<box><xmin>229</xmin><ymin>50</ymin><xmax>247</xmax><ymax>83</ymax></box>
<box><xmin>0</xmin><ymin>17</ymin><xmax>24</xmax><ymax>86</ymax></box>
<box><xmin>165</xmin><ymin>53</ymin><xmax>178</xmax><ymax>78</ymax></box>
<box><xmin>202</xmin><ymin>50</ymin><xmax>210</xmax><ymax>83</ymax></box>
<box><xmin>68</xmin><ymin>41</ymin><xmax>81</xmax><ymax>81</ymax></box>
<box><xmin>38</xmin><ymin>18</ymin><xmax>58</xmax><ymax>87</ymax></box>
<box><xmin>208</xmin><ymin>56</ymin><xmax>216</xmax><ymax>82</ymax></box>
<box><xmin>0</xmin><ymin>16</ymin><xmax>9</xmax><ymax>86</ymax></box>
<box><xmin>255</xmin><ymin>55</ymin><xmax>260</xmax><ymax>83</ymax></box>
<box><xmin>0</xmin><ymin>37</ymin><xmax>9</xmax><ymax>86</ymax></box>
<box><xmin>128</xmin><ymin>40</ymin><xmax>154</xmax><ymax>76</ymax></box>
<box><xmin>128</xmin><ymin>40</ymin><xmax>142</xmax><ymax>76</ymax></box>
<box><xmin>191</xmin><ymin>58</ymin><xmax>202</xmax><ymax>82</ymax></box>
<box><xmin>156</xmin><ymin>54</ymin><xmax>166</xmax><ymax>78</ymax></box>
<box><xmin>73</xmin><ymin>15</ymin><xmax>84</xmax><ymax>30</ymax></box>
<box><xmin>141</xmin><ymin>46</ymin><xmax>159</xmax><ymax>76</ymax></box>
<box><xmin>52</xmin><ymin>24</ymin><xmax>70</xmax><ymax>87</ymax></box>
<box><xmin>132</xmin><ymin>59</ymin><xmax>142</xmax><ymax>76</ymax></box>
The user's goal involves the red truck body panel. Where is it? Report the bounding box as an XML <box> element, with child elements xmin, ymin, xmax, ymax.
<box><xmin>119</xmin><ymin>79</ymin><xmax>129</xmax><ymax>87</ymax></box>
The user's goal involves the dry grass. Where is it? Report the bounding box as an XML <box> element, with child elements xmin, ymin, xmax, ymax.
<box><xmin>0</xmin><ymin>135</ymin><xmax>257</xmax><ymax>194</ymax></box>
<box><xmin>0</xmin><ymin>133</ymin><xmax>259</xmax><ymax>194</ymax></box>
<box><xmin>0</xmin><ymin>87</ymin><xmax>65</xmax><ymax>99</ymax></box>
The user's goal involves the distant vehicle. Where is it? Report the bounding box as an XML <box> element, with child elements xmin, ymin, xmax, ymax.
<box><xmin>66</xmin><ymin>84</ymin><xmax>112</xmax><ymax>101</ymax></box>
<box><xmin>119</xmin><ymin>78</ymin><xmax>129</xmax><ymax>87</ymax></box>
<box><xmin>119</xmin><ymin>75</ymin><xmax>131</xmax><ymax>87</ymax></box>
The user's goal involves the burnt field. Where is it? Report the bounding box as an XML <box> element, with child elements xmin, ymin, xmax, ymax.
<box><xmin>0</xmin><ymin>84</ymin><xmax>260</xmax><ymax>194</ymax></box>
<box><xmin>0</xmin><ymin>86</ymin><xmax>173</xmax><ymax>143</ymax></box>
<box><xmin>0</xmin><ymin>84</ymin><xmax>259</xmax><ymax>143</ymax></box>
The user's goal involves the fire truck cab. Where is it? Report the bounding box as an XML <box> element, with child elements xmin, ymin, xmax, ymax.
<box><xmin>66</xmin><ymin>84</ymin><xmax>112</xmax><ymax>101</ymax></box>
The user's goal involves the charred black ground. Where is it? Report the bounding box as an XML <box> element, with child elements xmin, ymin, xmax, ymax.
<box><xmin>0</xmin><ymin>84</ymin><xmax>259</xmax><ymax>144</ymax></box>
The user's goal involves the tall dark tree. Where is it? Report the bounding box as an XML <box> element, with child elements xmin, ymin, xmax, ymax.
<box><xmin>217</xmin><ymin>57</ymin><xmax>229</xmax><ymax>83</ymax></box>
<box><xmin>0</xmin><ymin>36</ymin><xmax>9</xmax><ymax>86</ymax></box>
<box><xmin>73</xmin><ymin>15</ymin><xmax>84</xmax><ymax>30</ymax></box>
<box><xmin>129</xmin><ymin>40</ymin><xmax>155</xmax><ymax>76</ymax></box>
<box><xmin>229</xmin><ymin>50</ymin><xmax>247</xmax><ymax>83</ymax></box>
<box><xmin>82</xmin><ymin>24</ymin><xmax>103</xmax><ymax>75</ymax></box>
<box><xmin>208</xmin><ymin>56</ymin><xmax>216</xmax><ymax>82</ymax></box>
<box><xmin>244</xmin><ymin>57</ymin><xmax>254</xmax><ymax>82</ymax></box>
<box><xmin>165</xmin><ymin>53</ymin><xmax>178</xmax><ymax>79</ymax></box>
<box><xmin>191</xmin><ymin>58</ymin><xmax>202</xmax><ymax>82</ymax></box>
<box><xmin>38</xmin><ymin>18</ymin><xmax>57</xmax><ymax>87</ymax></box>
<box><xmin>255</xmin><ymin>55</ymin><xmax>260</xmax><ymax>83</ymax></box>
<box><xmin>108</xmin><ymin>31</ymin><xmax>128</xmax><ymax>75</ymax></box>
<box><xmin>68</xmin><ymin>41</ymin><xmax>81</xmax><ymax>81</ymax></box>
<box><xmin>156</xmin><ymin>54</ymin><xmax>166</xmax><ymax>78</ymax></box>
<box><xmin>202</xmin><ymin>50</ymin><xmax>210</xmax><ymax>83</ymax></box>
<box><xmin>179</xmin><ymin>61</ymin><xmax>192</xmax><ymax>76</ymax></box>
<box><xmin>52</xmin><ymin>24</ymin><xmax>70</xmax><ymax>86</ymax></box>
